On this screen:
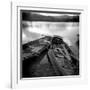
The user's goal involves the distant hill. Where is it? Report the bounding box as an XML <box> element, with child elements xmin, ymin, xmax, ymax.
<box><xmin>22</xmin><ymin>12</ymin><xmax>79</xmax><ymax>22</ymax></box>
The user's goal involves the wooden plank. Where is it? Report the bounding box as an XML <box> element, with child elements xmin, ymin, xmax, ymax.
<box><xmin>48</xmin><ymin>49</ymin><xmax>61</xmax><ymax>75</ymax></box>
<box><xmin>48</xmin><ymin>49</ymin><xmax>73</xmax><ymax>75</ymax></box>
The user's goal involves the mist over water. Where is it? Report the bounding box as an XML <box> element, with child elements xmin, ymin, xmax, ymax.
<box><xmin>22</xmin><ymin>21</ymin><xmax>79</xmax><ymax>46</ymax></box>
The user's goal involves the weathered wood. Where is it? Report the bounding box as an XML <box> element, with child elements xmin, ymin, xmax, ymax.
<box><xmin>48</xmin><ymin>49</ymin><xmax>69</xmax><ymax>75</ymax></box>
<box><xmin>48</xmin><ymin>49</ymin><xmax>74</xmax><ymax>75</ymax></box>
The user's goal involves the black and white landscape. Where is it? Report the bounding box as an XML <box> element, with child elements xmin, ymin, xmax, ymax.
<box><xmin>21</xmin><ymin>10</ymin><xmax>79</xmax><ymax>78</ymax></box>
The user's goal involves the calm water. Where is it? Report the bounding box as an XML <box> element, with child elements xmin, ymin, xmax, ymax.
<box><xmin>22</xmin><ymin>21</ymin><xmax>79</xmax><ymax>46</ymax></box>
